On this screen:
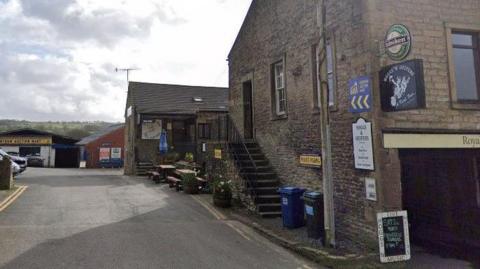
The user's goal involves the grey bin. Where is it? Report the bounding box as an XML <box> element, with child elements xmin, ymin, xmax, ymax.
<box><xmin>303</xmin><ymin>191</ymin><xmax>325</xmax><ymax>243</ymax></box>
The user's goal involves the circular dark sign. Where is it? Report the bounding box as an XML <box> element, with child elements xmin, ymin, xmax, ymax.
<box><xmin>384</xmin><ymin>24</ymin><xmax>412</xmax><ymax>61</ymax></box>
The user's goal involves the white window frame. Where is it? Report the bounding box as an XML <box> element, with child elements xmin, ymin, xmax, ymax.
<box><xmin>274</xmin><ymin>61</ymin><xmax>286</xmax><ymax>115</ymax></box>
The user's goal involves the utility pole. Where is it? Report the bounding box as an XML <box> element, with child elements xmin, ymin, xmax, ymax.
<box><xmin>317</xmin><ymin>0</ymin><xmax>335</xmax><ymax>247</ymax></box>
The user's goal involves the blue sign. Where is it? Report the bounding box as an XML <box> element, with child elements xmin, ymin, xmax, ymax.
<box><xmin>348</xmin><ymin>76</ymin><xmax>372</xmax><ymax>113</ymax></box>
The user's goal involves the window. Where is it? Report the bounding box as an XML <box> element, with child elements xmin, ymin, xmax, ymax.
<box><xmin>313</xmin><ymin>41</ymin><xmax>336</xmax><ymax>110</ymax></box>
<box><xmin>198</xmin><ymin>123</ymin><xmax>211</xmax><ymax>139</ymax></box>
<box><xmin>273</xmin><ymin>61</ymin><xmax>286</xmax><ymax>116</ymax></box>
<box><xmin>326</xmin><ymin>42</ymin><xmax>336</xmax><ymax>107</ymax></box>
<box><xmin>452</xmin><ymin>32</ymin><xmax>480</xmax><ymax>102</ymax></box>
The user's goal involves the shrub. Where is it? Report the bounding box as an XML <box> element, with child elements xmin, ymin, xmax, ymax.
<box><xmin>181</xmin><ymin>173</ymin><xmax>198</xmax><ymax>194</ymax></box>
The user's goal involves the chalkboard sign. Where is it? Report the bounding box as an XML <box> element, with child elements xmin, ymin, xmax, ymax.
<box><xmin>377</xmin><ymin>211</ymin><xmax>411</xmax><ymax>263</ymax></box>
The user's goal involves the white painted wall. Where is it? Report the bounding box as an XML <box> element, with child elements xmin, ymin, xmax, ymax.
<box><xmin>40</xmin><ymin>146</ymin><xmax>52</xmax><ymax>167</ymax></box>
<box><xmin>0</xmin><ymin>146</ymin><xmax>19</xmax><ymax>153</ymax></box>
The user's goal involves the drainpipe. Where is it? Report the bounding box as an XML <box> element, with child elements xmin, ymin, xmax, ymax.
<box><xmin>317</xmin><ymin>0</ymin><xmax>336</xmax><ymax>247</ymax></box>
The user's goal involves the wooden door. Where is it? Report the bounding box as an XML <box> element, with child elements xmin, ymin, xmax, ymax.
<box><xmin>243</xmin><ymin>81</ymin><xmax>254</xmax><ymax>140</ymax></box>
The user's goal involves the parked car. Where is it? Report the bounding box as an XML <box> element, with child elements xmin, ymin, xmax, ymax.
<box><xmin>0</xmin><ymin>149</ymin><xmax>27</xmax><ymax>173</ymax></box>
<box><xmin>26</xmin><ymin>154</ymin><xmax>45</xmax><ymax>167</ymax></box>
<box><xmin>0</xmin><ymin>154</ymin><xmax>21</xmax><ymax>176</ymax></box>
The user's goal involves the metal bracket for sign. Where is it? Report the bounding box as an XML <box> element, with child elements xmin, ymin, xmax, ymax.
<box><xmin>377</xmin><ymin>211</ymin><xmax>411</xmax><ymax>263</ymax></box>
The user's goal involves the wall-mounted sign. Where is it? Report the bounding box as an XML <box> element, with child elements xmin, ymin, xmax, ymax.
<box><xmin>380</xmin><ymin>59</ymin><xmax>425</xmax><ymax>112</ymax></box>
<box><xmin>99</xmin><ymin>148</ymin><xmax>110</xmax><ymax>162</ymax></box>
<box><xmin>126</xmin><ymin>106</ymin><xmax>132</xmax><ymax>117</ymax></box>
<box><xmin>111</xmin><ymin>148</ymin><xmax>122</xmax><ymax>160</ymax></box>
<box><xmin>348</xmin><ymin>76</ymin><xmax>372</xmax><ymax>113</ymax></box>
<box><xmin>0</xmin><ymin>136</ymin><xmax>52</xmax><ymax>145</ymax></box>
<box><xmin>141</xmin><ymin>120</ymin><xmax>162</xmax><ymax>140</ymax></box>
<box><xmin>365</xmin><ymin>178</ymin><xmax>377</xmax><ymax>201</ymax></box>
<box><xmin>383</xmin><ymin>133</ymin><xmax>480</xmax><ymax>149</ymax></box>
<box><xmin>214</xmin><ymin>149</ymin><xmax>222</xmax><ymax>159</ymax></box>
<box><xmin>352</xmin><ymin>118</ymin><xmax>374</xmax><ymax>170</ymax></box>
<box><xmin>377</xmin><ymin>211</ymin><xmax>411</xmax><ymax>263</ymax></box>
<box><xmin>299</xmin><ymin>154</ymin><xmax>322</xmax><ymax>168</ymax></box>
<box><xmin>385</xmin><ymin>24</ymin><xmax>412</xmax><ymax>61</ymax></box>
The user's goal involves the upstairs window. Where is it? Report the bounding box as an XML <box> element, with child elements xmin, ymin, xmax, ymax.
<box><xmin>273</xmin><ymin>61</ymin><xmax>287</xmax><ymax>116</ymax></box>
<box><xmin>198</xmin><ymin>123</ymin><xmax>211</xmax><ymax>139</ymax></box>
<box><xmin>452</xmin><ymin>32</ymin><xmax>480</xmax><ymax>102</ymax></box>
<box><xmin>326</xmin><ymin>42</ymin><xmax>336</xmax><ymax>107</ymax></box>
<box><xmin>313</xmin><ymin>40</ymin><xmax>336</xmax><ymax>110</ymax></box>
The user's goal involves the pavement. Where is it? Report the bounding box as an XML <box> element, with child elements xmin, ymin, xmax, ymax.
<box><xmin>0</xmin><ymin>168</ymin><xmax>321</xmax><ymax>269</ymax></box>
<box><xmin>193</xmin><ymin>198</ymin><xmax>475</xmax><ymax>269</ymax></box>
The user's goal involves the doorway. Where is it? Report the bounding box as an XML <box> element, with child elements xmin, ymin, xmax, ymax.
<box><xmin>243</xmin><ymin>81</ymin><xmax>254</xmax><ymax>140</ymax></box>
<box><xmin>400</xmin><ymin>149</ymin><xmax>480</xmax><ymax>255</ymax></box>
<box><xmin>55</xmin><ymin>147</ymin><xmax>79</xmax><ymax>168</ymax></box>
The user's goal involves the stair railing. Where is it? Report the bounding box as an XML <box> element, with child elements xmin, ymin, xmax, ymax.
<box><xmin>225</xmin><ymin>115</ymin><xmax>258</xmax><ymax>202</ymax></box>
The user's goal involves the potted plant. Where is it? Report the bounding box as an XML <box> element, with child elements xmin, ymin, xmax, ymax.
<box><xmin>182</xmin><ymin>173</ymin><xmax>198</xmax><ymax>194</ymax></box>
<box><xmin>212</xmin><ymin>178</ymin><xmax>232</xmax><ymax>208</ymax></box>
<box><xmin>185</xmin><ymin>152</ymin><xmax>194</xmax><ymax>163</ymax></box>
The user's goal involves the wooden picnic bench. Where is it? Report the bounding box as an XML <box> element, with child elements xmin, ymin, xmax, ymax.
<box><xmin>153</xmin><ymin>164</ymin><xmax>176</xmax><ymax>184</ymax></box>
<box><xmin>167</xmin><ymin>176</ymin><xmax>182</xmax><ymax>191</ymax></box>
<box><xmin>147</xmin><ymin>171</ymin><xmax>161</xmax><ymax>182</ymax></box>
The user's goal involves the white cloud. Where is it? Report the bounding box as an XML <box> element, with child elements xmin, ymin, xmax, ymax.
<box><xmin>0</xmin><ymin>0</ymin><xmax>251</xmax><ymax>122</ymax></box>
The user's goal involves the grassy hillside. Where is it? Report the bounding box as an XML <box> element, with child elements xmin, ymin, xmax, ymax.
<box><xmin>0</xmin><ymin>120</ymin><xmax>120</xmax><ymax>139</ymax></box>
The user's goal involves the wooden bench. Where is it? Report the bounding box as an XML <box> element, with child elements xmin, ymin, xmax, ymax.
<box><xmin>151</xmin><ymin>172</ymin><xmax>161</xmax><ymax>184</ymax></box>
<box><xmin>167</xmin><ymin>176</ymin><xmax>182</xmax><ymax>191</ymax></box>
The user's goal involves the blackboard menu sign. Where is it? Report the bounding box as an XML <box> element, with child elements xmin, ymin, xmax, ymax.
<box><xmin>377</xmin><ymin>211</ymin><xmax>411</xmax><ymax>263</ymax></box>
<box><xmin>379</xmin><ymin>59</ymin><xmax>425</xmax><ymax>112</ymax></box>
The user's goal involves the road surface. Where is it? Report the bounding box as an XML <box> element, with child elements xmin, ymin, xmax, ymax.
<box><xmin>0</xmin><ymin>168</ymin><xmax>320</xmax><ymax>269</ymax></box>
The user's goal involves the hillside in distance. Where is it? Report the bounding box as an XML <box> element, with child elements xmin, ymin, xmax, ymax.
<box><xmin>0</xmin><ymin>120</ymin><xmax>121</xmax><ymax>140</ymax></box>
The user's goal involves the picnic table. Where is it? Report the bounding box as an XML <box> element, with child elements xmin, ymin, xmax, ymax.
<box><xmin>153</xmin><ymin>165</ymin><xmax>176</xmax><ymax>184</ymax></box>
<box><xmin>174</xmin><ymin>169</ymin><xmax>197</xmax><ymax>177</ymax></box>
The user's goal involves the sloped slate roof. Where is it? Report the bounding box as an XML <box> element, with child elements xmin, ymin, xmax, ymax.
<box><xmin>76</xmin><ymin>124</ymin><xmax>124</xmax><ymax>146</ymax></box>
<box><xmin>128</xmin><ymin>82</ymin><xmax>229</xmax><ymax>114</ymax></box>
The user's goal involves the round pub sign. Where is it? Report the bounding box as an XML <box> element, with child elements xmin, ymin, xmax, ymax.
<box><xmin>384</xmin><ymin>24</ymin><xmax>412</xmax><ymax>61</ymax></box>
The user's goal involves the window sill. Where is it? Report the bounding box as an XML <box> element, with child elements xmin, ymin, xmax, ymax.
<box><xmin>312</xmin><ymin>106</ymin><xmax>338</xmax><ymax>115</ymax></box>
<box><xmin>271</xmin><ymin>114</ymin><xmax>288</xmax><ymax>121</ymax></box>
<box><xmin>451</xmin><ymin>102</ymin><xmax>480</xmax><ymax>110</ymax></box>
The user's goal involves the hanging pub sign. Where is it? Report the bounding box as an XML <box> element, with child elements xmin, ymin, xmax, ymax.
<box><xmin>352</xmin><ymin>118</ymin><xmax>374</xmax><ymax>171</ymax></box>
<box><xmin>379</xmin><ymin>59</ymin><xmax>425</xmax><ymax>112</ymax></box>
<box><xmin>377</xmin><ymin>211</ymin><xmax>411</xmax><ymax>263</ymax></box>
<box><xmin>385</xmin><ymin>24</ymin><xmax>412</xmax><ymax>61</ymax></box>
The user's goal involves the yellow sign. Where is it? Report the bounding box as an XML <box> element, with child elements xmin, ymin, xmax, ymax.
<box><xmin>299</xmin><ymin>154</ymin><xmax>322</xmax><ymax>167</ymax></box>
<box><xmin>384</xmin><ymin>133</ymin><xmax>480</xmax><ymax>149</ymax></box>
<box><xmin>0</xmin><ymin>136</ymin><xmax>52</xmax><ymax>145</ymax></box>
<box><xmin>214</xmin><ymin>149</ymin><xmax>222</xmax><ymax>159</ymax></box>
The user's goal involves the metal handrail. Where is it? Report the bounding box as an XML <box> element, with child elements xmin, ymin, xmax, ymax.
<box><xmin>225</xmin><ymin>115</ymin><xmax>258</xmax><ymax>201</ymax></box>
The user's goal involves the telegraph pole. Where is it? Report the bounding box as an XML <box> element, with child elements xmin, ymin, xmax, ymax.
<box><xmin>317</xmin><ymin>0</ymin><xmax>335</xmax><ymax>247</ymax></box>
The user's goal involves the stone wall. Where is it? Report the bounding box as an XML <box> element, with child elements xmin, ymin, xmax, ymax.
<box><xmin>227</xmin><ymin>0</ymin><xmax>480</xmax><ymax>252</ymax></box>
<box><xmin>0</xmin><ymin>159</ymin><xmax>13</xmax><ymax>190</ymax></box>
<box><xmin>228</xmin><ymin>0</ymin><xmax>324</xmax><ymax>192</ymax></box>
<box><xmin>202</xmin><ymin>142</ymin><xmax>256</xmax><ymax>211</ymax></box>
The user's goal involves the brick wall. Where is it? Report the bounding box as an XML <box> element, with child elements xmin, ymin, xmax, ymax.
<box><xmin>84</xmin><ymin>127</ymin><xmax>125</xmax><ymax>168</ymax></box>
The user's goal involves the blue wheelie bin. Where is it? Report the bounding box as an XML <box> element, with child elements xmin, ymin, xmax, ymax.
<box><xmin>279</xmin><ymin>187</ymin><xmax>306</xmax><ymax>229</ymax></box>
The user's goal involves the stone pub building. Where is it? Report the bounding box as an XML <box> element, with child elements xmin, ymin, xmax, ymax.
<box><xmin>227</xmin><ymin>0</ymin><xmax>480</xmax><ymax>258</ymax></box>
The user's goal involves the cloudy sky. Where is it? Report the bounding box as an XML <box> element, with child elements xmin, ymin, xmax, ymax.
<box><xmin>0</xmin><ymin>0</ymin><xmax>251</xmax><ymax>122</ymax></box>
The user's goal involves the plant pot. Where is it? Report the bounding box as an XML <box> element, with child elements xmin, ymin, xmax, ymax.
<box><xmin>213</xmin><ymin>194</ymin><xmax>232</xmax><ymax>208</ymax></box>
<box><xmin>184</xmin><ymin>184</ymin><xmax>199</xmax><ymax>194</ymax></box>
